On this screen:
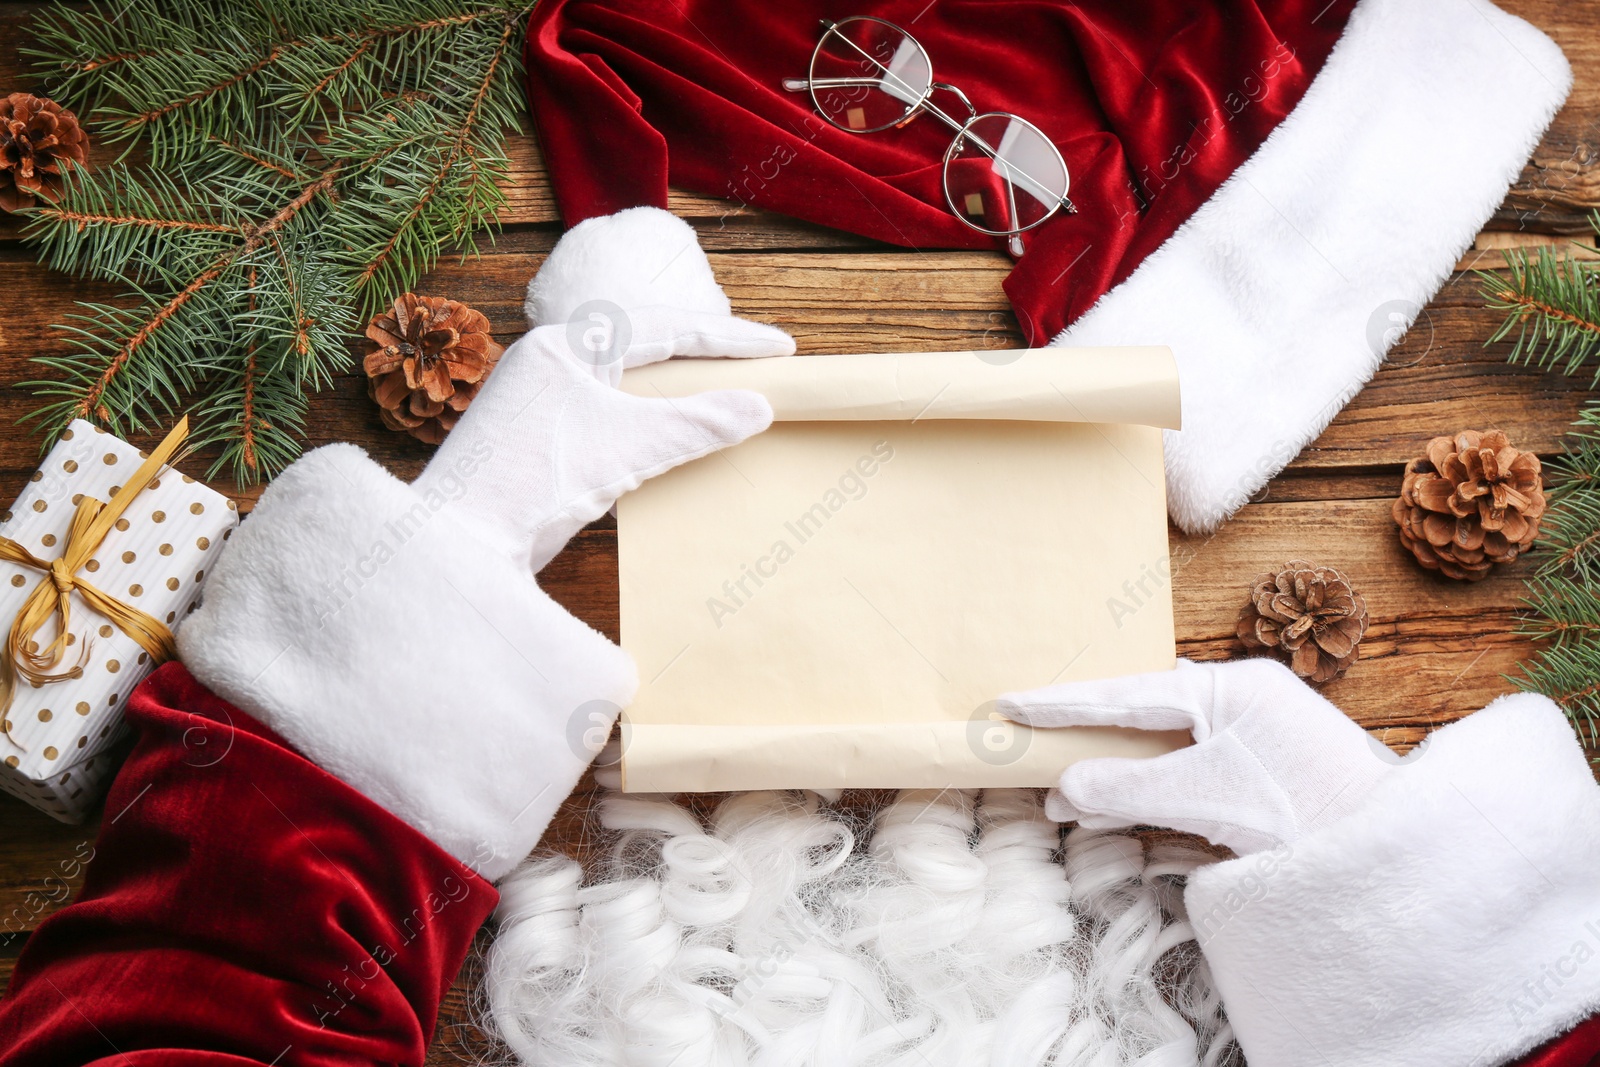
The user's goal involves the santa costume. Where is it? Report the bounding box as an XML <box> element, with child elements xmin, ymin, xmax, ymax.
<box><xmin>0</xmin><ymin>206</ymin><xmax>1593</xmax><ymax>1067</ymax></box>
<box><xmin>2</xmin><ymin>1</ymin><xmax>1598</xmax><ymax>1064</ymax></box>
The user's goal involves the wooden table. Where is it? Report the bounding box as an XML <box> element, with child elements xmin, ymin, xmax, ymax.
<box><xmin>0</xmin><ymin>2</ymin><xmax>1596</xmax><ymax>1060</ymax></box>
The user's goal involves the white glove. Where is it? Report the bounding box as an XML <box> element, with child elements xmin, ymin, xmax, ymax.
<box><xmin>997</xmin><ymin>658</ymin><xmax>1394</xmax><ymax>854</ymax></box>
<box><xmin>1003</xmin><ymin>660</ymin><xmax>1600</xmax><ymax>1067</ymax></box>
<box><xmin>180</xmin><ymin>303</ymin><xmax>791</xmax><ymax>881</ymax></box>
<box><xmin>416</xmin><ymin>304</ymin><xmax>791</xmax><ymax>571</ymax></box>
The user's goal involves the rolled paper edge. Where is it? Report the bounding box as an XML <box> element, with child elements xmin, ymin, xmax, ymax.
<box><xmin>620</xmin><ymin>347</ymin><xmax>1181</xmax><ymax>430</ymax></box>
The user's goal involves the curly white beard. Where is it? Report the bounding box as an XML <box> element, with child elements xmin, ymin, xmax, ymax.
<box><xmin>481</xmin><ymin>781</ymin><xmax>1234</xmax><ymax>1067</ymax></box>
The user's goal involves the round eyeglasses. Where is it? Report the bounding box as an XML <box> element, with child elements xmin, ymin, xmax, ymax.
<box><xmin>783</xmin><ymin>16</ymin><xmax>1076</xmax><ymax>256</ymax></box>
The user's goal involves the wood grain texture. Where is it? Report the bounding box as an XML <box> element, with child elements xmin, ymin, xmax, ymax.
<box><xmin>0</xmin><ymin>806</ymin><xmax>97</xmax><ymax>943</ymax></box>
<box><xmin>1469</xmin><ymin>1</ymin><xmax>1600</xmax><ymax>231</ymax></box>
<box><xmin>0</xmin><ymin>3</ymin><xmax>1594</xmax><ymax>1062</ymax></box>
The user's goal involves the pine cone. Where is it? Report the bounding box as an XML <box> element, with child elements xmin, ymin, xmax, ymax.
<box><xmin>0</xmin><ymin>93</ymin><xmax>88</xmax><ymax>212</ymax></box>
<box><xmin>1236</xmin><ymin>561</ymin><xmax>1368</xmax><ymax>684</ymax></box>
<box><xmin>1392</xmin><ymin>429</ymin><xmax>1544</xmax><ymax>581</ymax></box>
<box><xmin>364</xmin><ymin>293</ymin><xmax>503</xmax><ymax>445</ymax></box>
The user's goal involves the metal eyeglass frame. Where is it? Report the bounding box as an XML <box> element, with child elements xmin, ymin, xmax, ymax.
<box><xmin>782</xmin><ymin>15</ymin><xmax>1076</xmax><ymax>256</ymax></box>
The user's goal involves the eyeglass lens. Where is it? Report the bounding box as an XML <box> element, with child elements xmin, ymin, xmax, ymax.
<box><xmin>809</xmin><ymin>18</ymin><xmax>931</xmax><ymax>133</ymax></box>
<box><xmin>945</xmin><ymin>115</ymin><xmax>1068</xmax><ymax>236</ymax></box>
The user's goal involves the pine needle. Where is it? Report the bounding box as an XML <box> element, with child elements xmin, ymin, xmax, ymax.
<box><xmin>1481</xmin><ymin>220</ymin><xmax>1600</xmax><ymax>754</ymax></box>
<box><xmin>19</xmin><ymin>0</ymin><xmax>532</xmax><ymax>483</ymax></box>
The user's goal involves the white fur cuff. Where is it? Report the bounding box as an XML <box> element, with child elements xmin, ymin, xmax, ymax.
<box><xmin>1056</xmin><ymin>0</ymin><xmax>1571</xmax><ymax>533</ymax></box>
<box><xmin>178</xmin><ymin>445</ymin><xmax>636</xmax><ymax>882</ymax></box>
<box><xmin>1187</xmin><ymin>695</ymin><xmax>1600</xmax><ymax>1067</ymax></box>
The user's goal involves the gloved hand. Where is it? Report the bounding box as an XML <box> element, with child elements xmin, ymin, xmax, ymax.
<box><xmin>997</xmin><ymin>658</ymin><xmax>1394</xmax><ymax>854</ymax></box>
<box><xmin>416</xmin><ymin>305</ymin><xmax>789</xmax><ymax>571</ymax></box>
<box><xmin>998</xmin><ymin>659</ymin><xmax>1600</xmax><ymax>1067</ymax></box>
<box><xmin>180</xmin><ymin>262</ymin><xmax>793</xmax><ymax>882</ymax></box>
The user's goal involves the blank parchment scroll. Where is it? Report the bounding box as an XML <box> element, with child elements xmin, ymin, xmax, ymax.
<box><xmin>615</xmin><ymin>347</ymin><xmax>1190</xmax><ymax>792</ymax></box>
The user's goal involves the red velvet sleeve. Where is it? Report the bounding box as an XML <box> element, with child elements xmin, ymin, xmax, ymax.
<box><xmin>0</xmin><ymin>662</ymin><xmax>499</xmax><ymax>1067</ymax></box>
<box><xmin>1513</xmin><ymin>1016</ymin><xmax>1600</xmax><ymax>1067</ymax></box>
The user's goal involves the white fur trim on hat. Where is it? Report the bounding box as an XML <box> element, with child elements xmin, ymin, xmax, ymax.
<box><xmin>1055</xmin><ymin>0</ymin><xmax>1571</xmax><ymax>533</ymax></box>
<box><xmin>525</xmin><ymin>206</ymin><xmax>732</xmax><ymax>329</ymax></box>
<box><xmin>1187</xmin><ymin>693</ymin><xmax>1600</xmax><ymax>1067</ymax></box>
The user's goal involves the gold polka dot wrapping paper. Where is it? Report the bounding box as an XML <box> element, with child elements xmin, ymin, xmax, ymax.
<box><xmin>0</xmin><ymin>419</ymin><xmax>239</xmax><ymax>822</ymax></box>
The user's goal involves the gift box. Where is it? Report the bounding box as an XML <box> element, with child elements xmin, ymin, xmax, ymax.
<box><xmin>0</xmin><ymin>420</ymin><xmax>237</xmax><ymax>822</ymax></box>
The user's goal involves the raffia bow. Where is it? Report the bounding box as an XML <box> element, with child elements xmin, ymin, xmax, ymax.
<box><xmin>0</xmin><ymin>419</ymin><xmax>191</xmax><ymax>736</ymax></box>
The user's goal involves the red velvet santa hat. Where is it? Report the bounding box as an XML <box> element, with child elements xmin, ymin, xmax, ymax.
<box><xmin>524</xmin><ymin>0</ymin><xmax>1569</xmax><ymax>532</ymax></box>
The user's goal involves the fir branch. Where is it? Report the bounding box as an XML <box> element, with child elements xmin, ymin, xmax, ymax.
<box><xmin>1540</xmin><ymin>477</ymin><xmax>1600</xmax><ymax>584</ymax></box>
<box><xmin>25</xmin><ymin>289</ymin><xmax>229</xmax><ymax>435</ymax></box>
<box><xmin>1483</xmin><ymin>224</ymin><xmax>1600</xmax><ymax>753</ymax></box>
<box><xmin>24</xmin><ymin>165</ymin><xmax>247</xmax><ymax>286</ymax></box>
<box><xmin>123</xmin><ymin>47</ymin><xmax>287</xmax><ymax>132</ymax></box>
<box><xmin>205</xmin><ymin>135</ymin><xmax>310</xmax><ymax>183</ymax></box>
<box><xmin>1478</xmin><ymin>243</ymin><xmax>1600</xmax><ymax>384</ymax></box>
<box><xmin>349</xmin><ymin>11</ymin><xmax>520</xmax><ymax>305</ymax></box>
<box><xmin>75</xmin><ymin>167</ymin><xmax>337</xmax><ymax>426</ymax></box>
<box><xmin>1521</xmin><ymin>571</ymin><xmax>1600</xmax><ymax>642</ymax></box>
<box><xmin>34</xmin><ymin>2</ymin><xmax>523</xmax><ymax>145</ymax></box>
<box><xmin>43</xmin><ymin>210</ymin><xmax>236</xmax><ymax>235</ymax></box>
<box><xmin>303</xmin><ymin>39</ymin><xmax>373</xmax><ymax>103</ymax></box>
<box><xmin>74</xmin><ymin>50</ymin><xmax>166</xmax><ymax>75</ymax></box>
<box><xmin>267</xmin><ymin>236</ymin><xmax>313</xmax><ymax>361</ymax></box>
<box><xmin>199</xmin><ymin>241</ymin><xmax>355</xmax><ymax>479</ymax></box>
<box><xmin>19</xmin><ymin>0</ymin><xmax>532</xmax><ymax>483</ymax></box>
<box><xmin>241</xmin><ymin>265</ymin><xmax>261</xmax><ymax>473</ymax></box>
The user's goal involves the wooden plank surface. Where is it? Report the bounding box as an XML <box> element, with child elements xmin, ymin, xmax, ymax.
<box><xmin>0</xmin><ymin>1</ymin><xmax>1594</xmax><ymax>1063</ymax></box>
